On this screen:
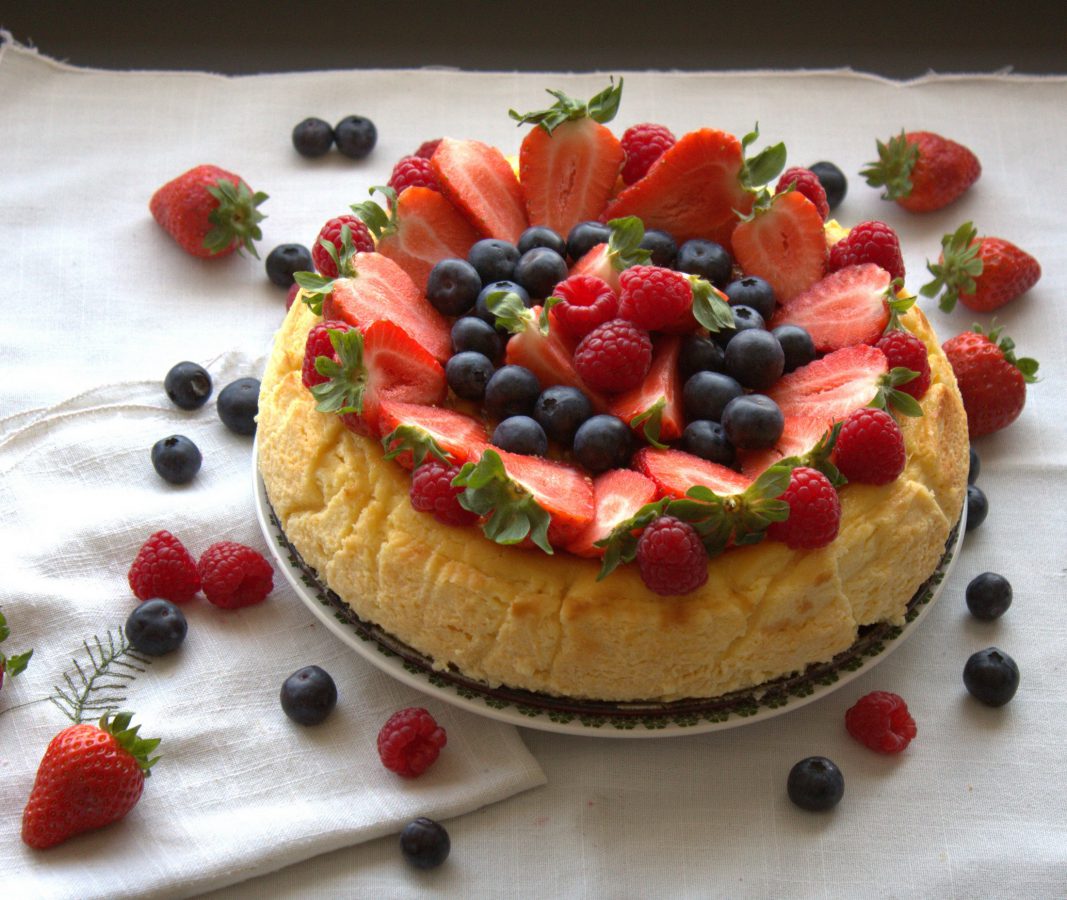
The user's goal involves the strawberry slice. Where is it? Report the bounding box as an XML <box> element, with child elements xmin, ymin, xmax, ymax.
<box><xmin>737</xmin><ymin>415</ymin><xmax>830</xmax><ymax>478</ymax></box>
<box><xmin>430</xmin><ymin>138</ymin><xmax>529</xmax><ymax>243</ymax></box>
<box><xmin>732</xmin><ymin>190</ymin><xmax>828</xmax><ymax>303</ymax></box>
<box><xmin>608</xmin><ymin>335</ymin><xmax>684</xmax><ymax>446</ymax></box>
<box><xmin>599</xmin><ymin>129</ymin><xmax>754</xmax><ymax>247</ymax></box>
<box><xmin>320</xmin><ymin>252</ymin><xmax>451</xmax><ymax>363</ymax></box>
<box><xmin>564</xmin><ymin>468</ymin><xmax>659</xmax><ymax>558</ymax></box>
<box><xmin>494</xmin><ymin>449</ymin><xmax>594</xmax><ymax>548</ymax></box>
<box><xmin>771</xmin><ymin>264</ymin><xmax>892</xmax><ymax>353</ymax></box>
<box><xmin>633</xmin><ymin>447</ymin><xmax>753</xmax><ymax>499</ymax></box>
<box><xmin>768</xmin><ymin>344</ymin><xmax>889</xmax><ymax>426</ymax></box>
<box><xmin>378</xmin><ymin>400</ymin><xmax>489</xmax><ymax>470</ymax></box>
<box><xmin>352</xmin><ymin>186</ymin><xmax>480</xmax><ymax>292</ymax></box>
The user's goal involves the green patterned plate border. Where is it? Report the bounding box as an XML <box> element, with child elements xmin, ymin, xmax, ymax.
<box><xmin>254</xmin><ymin>464</ymin><xmax>964</xmax><ymax>738</ymax></box>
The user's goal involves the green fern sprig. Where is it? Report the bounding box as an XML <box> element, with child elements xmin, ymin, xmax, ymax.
<box><xmin>49</xmin><ymin>629</ymin><xmax>152</xmax><ymax>724</ymax></box>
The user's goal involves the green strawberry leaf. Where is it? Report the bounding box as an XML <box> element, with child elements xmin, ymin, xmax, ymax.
<box><xmin>1</xmin><ymin>648</ymin><xmax>32</xmax><ymax>678</ymax></box>
<box><xmin>630</xmin><ymin>398</ymin><xmax>668</xmax><ymax>450</ymax></box>
<box><xmin>295</xmin><ymin>270</ymin><xmax>336</xmax><ymax>316</ymax></box>
<box><xmin>381</xmin><ymin>425</ymin><xmax>452</xmax><ymax>469</ymax></box>
<box><xmin>860</xmin><ymin>130</ymin><xmax>919</xmax><ymax>201</ymax></box>
<box><xmin>203</xmin><ymin>178</ymin><xmax>268</xmax><ymax>259</ymax></box>
<box><xmin>309</xmin><ymin>328</ymin><xmax>366</xmax><ymax>415</ymax></box>
<box><xmin>509</xmin><ymin>78</ymin><xmax>623</xmax><ymax>133</ymax></box>
<box><xmin>739</xmin><ymin>123</ymin><xmax>787</xmax><ymax>192</ymax></box>
<box><xmin>487</xmin><ymin>290</ymin><xmax>538</xmax><ymax>334</ymax></box>
<box><xmin>920</xmin><ymin>221</ymin><xmax>983</xmax><ymax>312</ymax></box>
<box><xmin>101</xmin><ymin>711</ymin><xmax>162</xmax><ymax>775</ymax></box>
<box><xmin>595</xmin><ymin>498</ymin><xmax>670</xmax><ymax>580</ymax></box>
<box><xmin>538</xmin><ymin>295</ymin><xmax>562</xmax><ymax>335</ymax></box>
<box><xmin>605</xmin><ymin>216</ymin><xmax>652</xmax><ymax>270</ymax></box>
<box><xmin>690</xmin><ymin>276</ymin><xmax>735</xmax><ymax>333</ymax></box>
<box><xmin>351</xmin><ymin>186</ymin><xmax>399</xmax><ymax>240</ymax></box>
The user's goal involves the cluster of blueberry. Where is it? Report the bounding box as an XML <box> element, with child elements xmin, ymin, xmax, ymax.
<box><xmin>291</xmin><ymin>115</ymin><xmax>378</xmax><ymax>161</ymax></box>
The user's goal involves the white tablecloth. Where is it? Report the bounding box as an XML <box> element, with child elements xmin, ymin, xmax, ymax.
<box><xmin>1</xmin><ymin>35</ymin><xmax>1065</xmax><ymax>899</ymax></box>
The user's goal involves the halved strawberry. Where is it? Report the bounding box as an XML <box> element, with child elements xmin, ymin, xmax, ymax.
<box><xmin>568</xmin><ymin>216</ymin><xmax>651</xmax><ymax>293</ymax></box>
<box><xmin>564</xmin><ymin>468</ymin><xmax>659</xmax><ymax>558</ymax></box>
<box><xmin>737</xmin><ymin>415</ymin><xmax>830</xmax><ymax>478</ymax></box>
<box><xmin>767</xmin><ymin>344</ymin><xmax>889</xmax><ymax>426</ymax></box>
<box><xmin>608</xmin><ymin>335</ymin><xmax>684</xmax><ymax>446</ymax></box>
<box><xmin>430</xmin><ymin>138</ymin><xmax>529</xmax><ymax>243</ymax></box>
<box><xmin>320</xmin><ymin>252</ymin><xmax>451</xmax><ymax>362</ymax></box>
<box><xmin>599</xmin><ymin>129</ymin><xmax>754</xmax><ymax>247</ymax></box>
<box><xmin>378</xmin><ymin>400</ymin><xmax>488</xmax><ymax>469</ymax></box>
<box><xmin>771</xmin><ymin>264</ymin><xmax>893</xmax><ymax>353</ymax></box>
<box><xmin>632</xmin><ymin>447</ymin><xmax>753</xmax><ymax>499</ymax></box>
<box><xmin>732</xmin><ymin>190</ymin><xmax>828</xmax><ymax>302</ymax></box>
<box><xmin>351</xmin><ymin>186</ymin><xmax>480</xmax><ymax>292</ymax></box>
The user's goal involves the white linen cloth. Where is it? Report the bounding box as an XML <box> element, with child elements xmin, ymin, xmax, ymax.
<box><xmin>1</xmin><ymin>33</ymin><xmax>1066</xmax><ymax>899</ymax></box>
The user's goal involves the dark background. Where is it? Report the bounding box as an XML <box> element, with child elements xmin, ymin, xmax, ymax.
<box><xmin>3</xmin><ymin>1</ymin><xmax>1066</xmax><ymax>77</ymax></box>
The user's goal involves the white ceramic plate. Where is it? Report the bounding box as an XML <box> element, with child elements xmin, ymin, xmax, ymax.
<box><xmin>254</xmin><ymin>461</ymin><xmax>964</xmax><ymax>738</ymax></box>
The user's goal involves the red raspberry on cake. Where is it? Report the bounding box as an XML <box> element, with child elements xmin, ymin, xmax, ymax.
<box><xmin>572</xmin><ymin>319</ymin><xmax>653</xmax><ymax>393</ymax></box>
<box><xmin>128</xmin><ymin>530</ymin><xmax>201</xmax><ymax>603</ymax></box>
<box><xmin>775</xmin><ymin>167</ymin><xmax>830</xmax><ymax>219</ymax></box>
<box><xmin>388</xmin><ymin>155</ymin><xmax>439</xmax><ymax>195</ymax></box>
<box><xmin>832</xmin><ymin>408</ymin><xmax>906</xmax><ymax>485</ymax></box>
<box><xmin>377</xmin><ymin>707</ymin><xmax>447</xmax><ymax>778</ymax></box>
<box><xmin>414</xmin><ymin>138</ymin><xmax>442</xmax><ymax>159</ymax></box>
<box><xmin>312</xmin><ymin>215</ymin><xmax>375</xmax><ymax>278</ymax></box>
<box><xmin>617</xmin><ymin>265</ymin><xmax>692</xmax><ymax>332</ymax></box>
<box><xmin>549</xmin><ymin>274</ymin><xmax>619</xmax><ymax>341</ymax></box>
<box><xmin>635</xmin><ymin>516</ymin><xmax>708</xmax><ymax>596</ymax></box>
<box><xmin>876</xmin><ymin>330</ymin><xmax>931</xmax><ymax>399</ymax></box>
<box><xmin>620</xmin><ymin>122</ymin><xmax>676</xmax><ymax>184</ymax></box>
<box><xmin>410</xmin><ymin>461</ymin><xmax>479</xmax><ymax>526</ymax></box>
<box><xmin>845</xmin><ymin>690</ymin><xmax>917</xmax><ymax>753</ymax></box>
<box><xmin>302</xmin><ymin>320</ymin><xmax>350</xmax><ymax>389</ymax></box>
<box><xmin>829</xmin><ymin>220</ymin><xmax>905</xmax><ymax>281</ymax></box>
<box><xmin>766</xmin><ymin>466</ymin><xmax>840</xmax><ymax>550</ymax></box>
<box><xmin>197</xmin><ymin>542</ymin><xmax>274</xmax><ymax>609</ymax></box>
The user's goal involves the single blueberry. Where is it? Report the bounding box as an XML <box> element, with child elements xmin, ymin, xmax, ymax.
<box><xmin>968</xmin><ymin>446</ymin><xmax>981</xmax><ymax>485</ymax></box>
<box><xmin>683</xmin><ymin>371</ymin><xmax>744</xmax><ymax>423</ymax></box>
<box><xmin>723</xmin><ymin>277</ymin><xmax>777</xmax><ymax>321</ymax></box>
<box><xmin>724</xmin><ymin>328</ymin><xmax>785</xmax><ymax>391</ymax></box>
<box><xmin>446</xmin><ymin>351</ymin><xmax>495</xmax><ymax>401</ymax></box>
<box><xmin>675</xmin><ymin>239</ymin><xmax>733</xmax><ymax>287</ymax></box>
<box><xmin>266</xmin><ymin>243</ymin><xmax>314</xmax><ymax>288</ymax></box>
<box><xmin>125</xmin><ymin>599</ymin><xmax>188</xmax><ymax>656</ymax></box>
<box><xmin>678</xmin><ymin>334</ymin><xmax>726</xmax><ymax>381</ymax></box>
<box><xmin>513</xmin><ymin>247</ymin><xmax>568</xmax><ymax>300</ymax></box>
<box><xmin>966</xmin><ymin>484</ymin><xmax>988</xmax><ymax>532</ymax></box>
<box><xmin>566</xmin><ymin>221</ymin><xmax>611</xmax><ymax>262</ymax></box>
<box><xmin>484</xmin><ymin>365</ymin><xmax>541</xmax><ymax>419</ymax></box>
<box><xmin>573</xmin><ymin>415</ymin><xmax>633</xmax><ymax>473</ymax></box>
<box><xmin>399</xmin><ymin>817</ymin><xmax>451</xmax><ymax>870</ymax></box>
<box><xmin>809</xmin><ymin>161</ymin><xmax>848</xmax><ymax>211</ymax></box>
<box><xmin>451</xmin><ymin>316</ymin><xmax>503</xmax><ymax>361</ymax></box>
<box><xmin>963</xmin><ymin>647</ymin><xmax>1020</xmax><ymax>707</ymax></box>
<box><xmin>787</xmin><ymin>756</ymin><xmax>844</xmax><ymax>812</ymax></box>
<box><xmin>492</xmin><ymin>415</ymin><xmax>548</xmax><ymax>456</ymax></box>
<box><xmin>517</xmin><ymin>226</ymin><xmax>567</xmax><ymax>257</ymax></box>
<box><xmin>966</xmin><ymin>572</ymin><xmax>1012</xmax><ymax>621</ymax></box>
<box><xmin>217</xmin><ymin>377</ymin><xmax>260</xmax><ymax>436</ymax></box>
<box><xmin>468</xmin><ymin>239</ymin><xmax>520</xmax><ymax>284</ymax></box>
<box><xmin>334</xmin><ymin>115</ymin><xmax>377</xmax><ymax>159</ymax></box>
<box><xmin>151</xmin><ymin>434</ymin><xmax>202</xmax><ymax>485</ymax></box>
<box><xmin>280</xmin><ymin>665</ymin><xmax>338</xmax><ymax>725</ymax></box>
<box><xmin>291</xmin><ymin>117</ymin><xmax>335</xmax><ymax>158</ymax></box>
<box><xmin>427</xmin><ymin>258</ymin><xmax>482</xmax><ymax>316</ymax></box>
<box><xmin>639</xmin><ymin>229</ymin><xmax>677</xmax><ymax>268</ymax></box>
<box><xmin>165</xmin><ymin>361</ymin><xmax>212</xmax><ymax>410</ymax></box>
<box><xmin>772</xmin><ymin>324</ymin><xmax>817</xmax><ymax>374</ymax></box>
<box><xmin>534</xmin><ymin>385</ymin><xmax>593</xmax><ymax>447</ymax></box>
<box><xmin>721</xmin><ymin>394</ymin><xmax>784</xmax><ymax>450</ymax></box>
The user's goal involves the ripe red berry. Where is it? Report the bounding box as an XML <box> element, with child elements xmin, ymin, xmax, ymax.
<box><xmin>285</xmin><ymin>283</ymin><xmax>300</xmax><ymax>311</ymax></box>
<box><xmin>197</xmin><ymin>542</ymin><xmax>274</xmax><ymax>609</ymax></box>
<box><xmin>377</xmin><ymin>707</ymin><xmax>447</xmax><ymax>778</ymax></box>
<box><xmin>312</xmin><ymin>215</ymin><xmax>375</xmax><ymax>278</ymax></box>
<box><xmin>409</xmin><ymin>461</ymin><xmax>479</xmax><ymax>527</ymax></box>
<box><xmin>617</xmin><ymin>265</ymin><xmax>692</xmax><ymax>332</ymax></box>
<box><xmin>414</xmin><ymin>138</ymin><xmax>442</xmax><ymax>159</ymax></box>
<box><xmin>845</xmin><ymin>690</ymin><xmax>917</xmax><ymax>753</ymax></box>
<box><xmin>550</xmin><ymin>274</ymin><xmax>619</xmax><ymax>341</ymax></box>
<box><xmin>388</xmin><ymin>155</ymin><xmax>439</xmax><ymax>195</ymax></box>
<box><xmin>572</xmin><ymin>319</ymin><xmax>653</xmax><ymax>393</ymax></box>
<box><xmin>829</xmin><ymin>221</ymin><xmax>906</xmax><ymax>281</ymax></box>
<box><xmin>302</xmin><ymin>320</ymin><xmax>350</xmax><ymax>389</ymax></box>
<box><xmin>832</xmin><ymin>408</ymin><xmax>906</xmax><ymax>485</ymax></box>
<box><xmin>766</xmin><ymin>466</ymin><xmax>841</xmax><ymax>550</ymax></box>
<box><xmin>635</xmin><ymin>516</ymin><xmax>708</xmax><ymax>596</ymax></box>
<box><xmin>876</xmin><ymin>330</ymin><xmax>931</xmax><ymax>399</ymax></box>
<box><xmin>620</xmin><ymin>123</ymin><xmax>676</xmax><ymax>185</ymax></box>
<box><xmin>776</xmin><ymin>167</ymin><xmax>830</xmax><ymax>219</ymax></box>
<box><xmin>128</xmin><ymin>530</ymin><xmax>201</xmax><ymax>603</ymax></box>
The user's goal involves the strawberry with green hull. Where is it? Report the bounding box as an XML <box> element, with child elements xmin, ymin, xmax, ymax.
<box><xmin>379</xmin><ymin>400</ymin><xmax>489</xmax><ymax>469</ymax></box>
<box><xmin>862</xmin><ymin>130</ymin><xmax>981</xmax><ymax>213</ymax></box>
<box><xmin>564</xmin><ymin>469</ymin><xmax>659</xmax><ymax>558</ymax></box>
<box><xmin>511</xmin><ymin>80</ymin><xmax>626</xmax><ymax>239</ymax></box>
<box><xmin>608</xmin><ymin>335</ymin><xmax>685</xmax><ymax>447</ymax></box>
<box><xmin>568</xmin><ymin>216</ymin><xmax>652</xmax><ymax>293</ymax></box>
<box><xmin>430</xmin><ymin>138</ymin><xmax>529</xmax><ymax>243</ymax></box>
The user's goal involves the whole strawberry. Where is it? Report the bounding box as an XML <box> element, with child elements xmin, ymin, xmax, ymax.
<box><xmin>22</xmin><ymin>711</ymin><xmax>160</xmax><ymax>849</ymax></box>
<box><xmin>921</xmin><ymin>221</ymin><xmax>1041</xmax><ymax>313</ymax></box>
<box><xmin>150</xmin><ymin>164</ymin><xmax>267</xmax><ymax>259</ymax></box>
<box><xmin>861</xmin><ymin>130</ymin><xmax>980</xmax><ymax>213</ymax></box>
<box><xmin>942</xmin><ymin>324</ymin><xmax>1038</xmax><ymax>438</ymax></box>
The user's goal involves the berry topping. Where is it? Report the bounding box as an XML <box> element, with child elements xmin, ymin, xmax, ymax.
<box><xmin>197</xmin><ymin>541</ymin><xmax>274</xmax><ymax>609</ymax></box>
<box><xmin>618</xmin><ymin>265</ymin><xmax>693</xmax><ymax>332</ymax></box>
<box><xmin>334</xmin><ymin>114</ymin><xmax>377</xmax><ymax>159</ymax></box>
<box><xmin>787</xmin><ymin>756</ymin><xmax>844</xmax><ymax>811</ymax></box>
<box><xmin>573</xmin><ymin>414</ymin><xmax>634</xmax><ymax>473</ymax></box>
<box><xmin>678</xmin><ymin>333</ymin><xmax>726</xmax><ymax>381</ymax></box>
<box><xmin>468</xmin><ymin>238</ymin><xmax>520</xmax><ymax>283</ymax></box>
<box><xmin>724</xmin><ymin>329</ymin><xmax>785</xmax><ymax>391</ymax></box>
<box><xmin>966</xmin><ymin>484</ymin><xmax>988</xmax><ymax>532</ymax></box>
<box><xmin>414</xmin><ymin>138</ymin><xmax>442</xmax><ymax>159</ymax></box>
<box><xmin>426</xmin><ymin>258</ymin><xmax>482</xmax><ymax>316</ymax></box>
<box><xmin>400</xmin><ymin>817</ymin><xmax>451</xmax><ymax>870</ymax></box>
<box><xmin>681</xmin><ymin>420</ymin><xmax>736</xmax><ymax>466</ymax></box>
<box><xmin>291</xmin><ymin>117</ymin><xmax>334</xmax><ymax>158</ymax></box>
<box><xmin>151</xmin><ymin>434</ymin><xmax>202</xmax><ymax>485</ymax></box>
<box><xmin>573</xmin><ymin>319</ymin><xmax>653</xmax><ymax>393</ymax></box>
<box><xmin>963</xmin><ymin>647</ymin><xmax>1020</xmax><ymax>707</ymax></box>
<box><xmin>862</xmin><ymin>130</ymin><xmax>980</xmax><ymax>213</ymax></box>
<box><xmin>683</xmin><ymin>371</ymin><xmax>744</xmax><ymax>423</ymax></box>
<box><xmin>164</xmin><ymin>361</ymin><xmax>213</xmax><ymax>410</ymax></box>
<box><xmin>410</xmin><ymin>460</ymin><xmax>480</xmax><ymax>526</ymax></box>
<box><xmin>566</xmin><ymin>220</ymin><xmax>612</xmax><ymax>262</ymax></box>
<box><xmin>484</xmin><ymin>365</ymin><xmax>542</xmax><ymax>419</ymax></box>
<box><xmin>845</xmin><ymin>691</ymin><xmax>917</xmax><ymax>753</ymax></box>
<box><xmin>124</xmin><ymin>598</ymin><xmax>188</xmax><ymax>656</ymax></box>
<box><xmin>721</xmin><ymin>394</ymin><xmax>785</xmax><ymax>450</ymax></box>
<box><xmin>635</xmin><ymin>515</ymin><xmax>708</xmax><ymax>596</ymax></box>
<box><xmin>620</xmin><ymin>122</ymin><xmax>676</xmax><ymax>184</ymax></box>
<box><xmin>771</xmin><ymin>324</ymin><xmax>816</xmax><ymax>374</ymax></box>
<box><xmin>312</xmin><ymin>215</ymin><xmax>375</xmax><ymax>279</ymax></box>
<box><xmin>388</xmin><ymin>155</ymin><xmax>439</xmax><ymax>195</ymax></box>
<box><xmin>876</xmin><ymin>329</ymin><xmax>931</xmax><ymax>399</ymax></box>
<box><xmin>216</xmin><ymin>377</ymin><xmax>260</xmax><ymax>436</ymax></box>
<box><xmin>280</xmin><ymin>665</ymin><xmax>338</xmax><ymax>726</ymax></box>
<box><xmin>451</xmin><ymin>316</ymin><xmax>502</xmax><ymax>360</ymax></box>
<box><xmin>128</xmin><ymin>530</ymin><xmax>201</xmax><ymax>603</ymax></box>
<box><xmin>608</xmin><ymin>335</ymin><xmax>685</xmax><ymax>447</ymax></box>
<box><xmin>476</xmin><ymin>280</ymin><xmax>530</xmax><ymax>326</ymax></box>
<box><xmin>549</xmin><ymin>274</ymin><xmax>619</xmax><ymax>341</ymax></box>
<box><xmin>564</xmin><ymin>468</ymin><xmax>658</xmax><ymax>558</ymax></box>
<box><xmin>828</xmin><ymin>220</ymin><xmax>905</xmax><ymax>281</ymax></box>
<box><xmin>768</xmin><ymin>344</ymin><xmax>893</xmax><ymax>427</ymax></box>
<box><xmin>831</xmin><ymin>407</ymin><xmax>906</xmax><ymax>485</ymax></box>
<box><xmin>639</xmin><ymin>229</ymin><xmax>678</xmax><ymax>268</ymax></box>
<box><xmin>513</xmin><ymin>246</ymin><xmax>568</xmax><ymax>299</ymax></box>
<box><xmin>675</xmin><ymin>239</ymin><xmax>733</xmax><ymax>288</ymax></box>
<box><xmin>302</xmin><ymin>320</ymin><xmax>350</xmax><ymax>389</ymax></box>
<box><xmin>266</xmin><ymin>243</ymin><xmax>313</xmax><ymax>288</ymax></box>
<box><xmin>775</xmin><ymin>166</ymin><xmax>830</xmax><ymax>219</ymax></box>
<box><xmin>966</xmin><ymin>572</ymin><xmax>1012</xmax><ymax>621</ymax></box>
<box><xmin>534</xmin><ymin>385</ymin><xmax>593</xmax><ymax>446</ymax></box>
<box><xmin>723</xmin><ymin>275</ymin><xmax>776</xmax><ymax>320</ymax></box>
<box><xmin>808</xmin><ymin>161</ymin><xmax>847</xmax><ymax>210</ymax></box>
<box><xmin>766</xmin><ymin>466</ymin><xmax>841</xmax><ymax>550</ymax></box>
<box><xmin>379</xmin><ymin>401</ymin><xmax>488</xmax><ymax>469</ymax></box>
<box><xmin>632</xmin><ymin>447</ymin><xmax>752</xmax><ymax>499</ymax></box>
<box><xmin>518</xmin><ymin>226</ymin><xmax>568</xmax><ymax>257</ymax></box>
<box><xmin>446</xmin><ymin>351</ymin><xmax>495</xmax><ymax>401</ymax></box>
<box><xmin>431</xmin><ymin>137</ymin><xmax>529</xmax><ymax>243</ymax></box>
<box><xmin>492</xmin><ymin>415</ymin><xmax>548</xmax><ymax>457</ymax></box>
<box><xmin>377</xmin><ymin>707</ymin><xmax>448</xmax><ymax>778</ymax></box>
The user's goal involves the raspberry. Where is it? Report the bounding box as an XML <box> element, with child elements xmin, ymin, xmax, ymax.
<box><xmin>377</xmin><ymin>707</ymin><xmax>447</xmax><ymax>778</ymax></box>
<box><xmin>312</xmin><ymin>215</ymin><xmax>375</xmax><ymax>278</ymax></box>
<box><xmin>128</xmin><ymin>530</ymin><xmax>200</xmax><ymax>603</ymax></box>
<box><xmin>829</xmin><ymin>220</ymin><xmax>905</xmax><ymax>281</ymax></box>
<box><xmin>845</xmin><ymin>690</ymin><xmax>917</xmax><ymax>753</ymax></box>
<box><xmin>876</xmin><ymin>330</ymin><xmax>931</xmax><ymax>399</ymax></box>
<box><xmin>549</xmin><ymin>274</ymin><xmax>619</xmax><ymax>341</ymax></box>
<box><xmin>301</xmin><ymin>320</ymin><xmax>349</xmax><ymax>389</ymax></box>
<box><xmin>618</xmin><ymin>265</ymin><xmax>693</xmax><ymax>332</ymax></box>
<box><xmin>832</xmin><ymin>408</ymin><xmax>906</xmax><ymax>485</ymax></box>
<box><xmin>409</xmin><ymin>461</ymin><xmax>479</xmax><ymax>527</ymax></box>
<box><xmin>766</xmin><ymin>466</ymin><xmax>840</xmax><ymax>550</ymax></box>
<box><xmin>414</xmin><ymin>138</ymin><xmax>442</xmax><ymax>159</ymax></box>
<box><xmin>635</xmin><ymin>516</ymin><xmax>708</xmax><ymax>596</ymax></box>
<box><xmin>388</xmin><ymin>155</ymin><xmax>439</xmax><ymax>195</ymax></box>
<box><xmin>620</xmin><ymin>123</ymin><xmax>676</xmax><ymax>185</ymax></box>
<box><xmin>197</xmin><ymin>541</ymin><xmax>274</xmax><ymax>609</ymax></box>
<box><xmin>775</xmin><ymin>167</ymin><xmax>830</xmax><ymax>219</ymax></box>
<box><xmin>572</xmin><ymin>319</ymin><xmax>653</xmax><ymax>393</ymax></box>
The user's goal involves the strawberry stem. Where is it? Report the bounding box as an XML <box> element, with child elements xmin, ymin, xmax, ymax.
<box><xmin>508</xmin><ymin>78</ymin><xmax>624</xmax><ymax>133</ymax></box>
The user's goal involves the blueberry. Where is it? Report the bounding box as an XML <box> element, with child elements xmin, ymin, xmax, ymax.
<box><xmin>713</xmin><ymin>305</ymin><xmax>766</xmax><ymax>349</ymax></box>
<box><xmin>966</xmin><ymin>572</ymin><xmax>1012</xmax><ymax>621</ymax></box>
<box><xmin>165</xmin><ymin>361</ymin><xmax>212</xmax><ymax>410</ymax></box>
<box><xmin>573</xmin><ymin>414</ymin><xmax>633</xmax><ymax>473</ymax></box>
<box><xmin>475</xmin><ymin>280</ymin><xmax>530</xmax><ymax>328</ymax></box>
<box><xmin>809</xmin><ymin>161</ymin><xmax>847</xmax><ymax>211</ymax></box>
<box><xmin>566</xmin><ymin>221</ymin><xmax>611</xmax><ymax>262</ymax></box>
<box><xmin>217</xmin><ymin>377</ymin><xmax>260</xmax><ymax>436</ymax></box>
<box><xmin>427</xmin><ymin>258</ymin><xmax>482</xmax><ymax>316</ymax></box>
<box><xmin>681</xmin><ymin>420</ymin><xmax>736</xmax><ymax>466</ymax></box>
<box><xmin>723</xmin><ymin>276</ymin><xmax>777</xmax><ymax>321</ymax></box>
<box><xmin>151</xmin><ymin>435</ymin><xmax>202</xmax><ymax>484</ymax></box>
<box><xmin>675</xmin><ymin>239</ymin><xmax>733</xmax><ymax>287</ymax></box>
<box><xmin>966</xmin><ymin>484</ymin><xmax>988</xmax><ymax>532</ymax></box>
<box><xmin>492</xmin><ymin>415</ymin><xmax>548</xmax><ymax>456</ymax></box>
<box><xmin>683</xmin><ymin>371</ymin><xmax>744</xmax><ymax>423</ymax></box>
<box><xmin>963</xmin><ymin>647</ymin><xmax>1020</xmax><ymax>707</ymax></box>
<box><xmin>721</xmin><ymin>394</ymin><xmax>784</xmax><ymax>450</ymax></box>
<box><xmin>446</xmin><ymin>351</ymin><xmax>495</xmax><ymax>401</ymax></box>
<box><xmin>771</xmin><ymin>324</ymin><xmax>817</xmax><ymax>374</ymax></box>
<box><xmin>484</xmin><ymin>365</ymin><xmax>541</xmax><ymax>419</ymax></box>
<box><xmin>678</xmin><ymin>334</ymin><xmax>726</xmax><ymax>381</ymax></box>
<box><xmin>333</xmin><ymin>115</ymin><xmax>377</xmax><ymax>159</ymax></box>
<box><xmin>639</xmin><ymin>229</ymin><xmax>677</xmax><ymax>267</ymax></box>
<box><xmin>725</xmin><ymin>328</ymin><xmax>785</xmax><ymax>391</ymax></box>
<box><xmin>451</xmin><ymin>316</ymin><xmax>502</xmax><ymax>361</ymax></box>
<box><xmin>787</xmin><ymin>756</ymin><xmax>844</xmax><ymax>812</ymax></box>
<box><xmin>513</xmin><ymin>247</ymin><xmax>568</xmax><ymax>300</ymax></box>
<box><xmin>468</xmin><ymin>238</ymin><xmax>520</xmax><ymax>284</ymax></box>
<box><xmin>968</xmin><ymin>446</ymin><xmax>981</xmax><ymax>485</ymax></box>
<box><xmin>291</xmin><ymin>117</ymin><xmax>334</xmax><ymax>158</ymax></box>
<box><xmin>534</xmin><ymin>385</ymin><xmax>593</xmax><ymax>446</ymax></box>
<box><xmin>517</xmin><ymin>226</ymin><xmax>567</xmax><ymax>257</ymax></box>
<box><xmin>265</xmin><ymin>243</ymin><xmax>313</xmax><ymax>288</ymax></box>
<box><xmin>399</xmin><ymin>817</ymin><xmax>451</xmax><ymax>870</ymax></box>
<box><xmin>280</xmin><ymin>665</ymin><xmax>338</xmax><ymax>726</ymax></box>
<box><xmin>125</xmin><ymin>599</ymin><xmax>188</xmax><ymax>656</ymax></box>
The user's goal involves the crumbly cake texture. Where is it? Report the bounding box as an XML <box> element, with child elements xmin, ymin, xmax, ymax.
<box><xmin>258</xmin><ymin>300</ymin><xmax>967</xmax><ymax>702</ymax></box>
